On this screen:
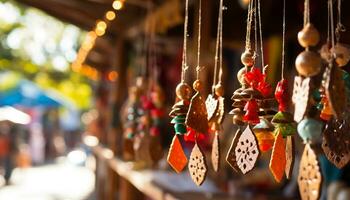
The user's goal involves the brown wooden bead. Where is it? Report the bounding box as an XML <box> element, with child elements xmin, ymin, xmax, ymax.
<box><xmin>298</xmin><ymin>23</ymin><xmax>320</xmax><ymax>48</ymax></box>
<box><xmin>193</xmin><ymin>80</ymin><xmax>203</xmax><ymax>92</ymax></box>
<box><xmin>295</xmin><ymin>50</ymin><xmax>321</xmax><ymax>77</ymax></box>
<box><xmin>241</xmin><ymin>50</ymin><xmax>255</xmax><ymax>66</ymax></box>
<box><xmin>214</xmin><ymin>83</ymin><xmax>224</xmax><ymax>96</ymax></box>
<box><xmin>237</xmin><ymin>67</ymin><xmax>248</xmax><ymax>86</ymax></box>
<box><xmin>176</xmin><ymin>82</ymin><xmax>192</xmax><ymax>100</ymax></box>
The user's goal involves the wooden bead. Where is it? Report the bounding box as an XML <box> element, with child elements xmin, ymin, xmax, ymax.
<box><xmin>176</xmin><ymin>83</ymin><xmax>192</xmax><ymax>100</ymax></box>
<box><xmin>237</xmin><ymin>67</ymin><xmax>247</xmax><ymax>86</ymax></box>
<box><xmin>297</xmin><ymin>23</ymin><xmax>320</xmax><ymax>48</ymax></box>
<box><xmin>193</xmin><ymin>80</ymin><xmax>203</xmax><ymax>92</ymax></box>
<box><xmin>295</xmin><ymin>50</ymin><xmax>322</xmax><ymax>77</ymax></box>
<box><xmin>241</xmin><ymin>50</ymin><xmax>255</xmax><ymax>66</ymax></box>
<box><xmin>215</xmin><ymin>83</ymin><xmax>224</xmax><ymax>96</ymax></box>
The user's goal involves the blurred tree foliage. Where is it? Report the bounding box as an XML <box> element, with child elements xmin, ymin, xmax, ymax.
<box><xmin>0</xmin><ymin>1</ymin><xmax>92</xmax><ymax>109</ymax></box>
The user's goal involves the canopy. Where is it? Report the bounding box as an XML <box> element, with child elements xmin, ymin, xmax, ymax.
<box><xmin>0</xmin><ymin>80</ymin><xmax>63</xmax><ymax>108</ymax></box>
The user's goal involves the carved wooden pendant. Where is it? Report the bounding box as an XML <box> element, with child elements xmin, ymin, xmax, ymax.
<box><xmin>285</xmin><ymin>136</ymin><xmax>295</xmax><ymax>179</ymax></box>
<box><xmin>206</xmin><ymin>94</ymin><xmax>219</xmax><ymax>121</ymax></box>
<box><xmin>298</xmin><ymin>144</ymin><xmax>322</xmax><ymax>200</ymax></box>
<box><xmin>324</xmin><ymin>62</ymin><xmax>347</xmax><ymax>119</ymax></box>
<box><xmin>292</xmin><ymin>76</ymin><xmax>310</xmax><ymax>122</ymax></box>
<box><xmin>269</xmin><ymin>131</ymin><xmax>286</xmax><ymax>182</ymax></box>
<box><xmin>188</xmin><ymin>143</ymin><xmax>207</xmax><ymax>186</ymax></box>
<box><xmin>235</xmin><ymin>126</ymin><xmax>260</xmax><ymax>174</ymax></box>
<box><xmin>226</xmin><ymin>129</ymin><xmax>242</xmax><ymax>172</ymax></box>
<box><xmin>186</xmin><ymin>92</ymin><xmax>209</xmax><ymax>134</ymax></box>
<box><xmin>211</xmin><ymin>132</ymin><xmax>220</xmax><ymax>172</ymax></box>
<box><xmin>167</xmin><ymin>135</ymin><xmax>188</xmax><ymax>173</ymax></box>
<box><xmin>322</xmin><ymin>118</ymin><xmax>350</xmax><ymax>169</ymax></box>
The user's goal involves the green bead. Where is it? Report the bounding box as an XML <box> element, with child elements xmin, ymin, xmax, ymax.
<box><xmin>174</xmin><ymin>123</ymin><xmax>187</xmax><ymax>134</ymax></box>
<box><xmin>274</xmin><ymin>123</ymin><xmax>296</xmax><ymax>137</ymax></box>
<box><xmin>171</xmin><ymin>116</ymin><xmax>186</xmax><ymax>124</ymax></box>
<box><xmin>297</xmin><ymin>118</ymin><xmax>323</xmax><ymax>141</ymax></box>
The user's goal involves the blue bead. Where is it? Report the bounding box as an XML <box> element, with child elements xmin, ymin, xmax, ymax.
<box><xmin>297</xmin><ymin>118</ymin><xmax>323</xmax><ymax>141</ymax></box>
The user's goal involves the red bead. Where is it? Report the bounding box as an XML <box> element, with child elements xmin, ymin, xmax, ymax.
<box><xmin>184</xmin><ymin>127</ymin><xmax>205</xmax><ymax>142</ymax></box>
<box><xmin>275</xmin><ymin>79</ymin><xmax>289</xmax><ymax>112</ymax></box>
<box><xmin>243</xmin><ymin>99</ymin><xmax>260</xmax><ymax>125</ymax></box>
<box><xmin>257</xmin><ymin>81</ymin><xmax>272</xmax><ymax>97</ymax></box>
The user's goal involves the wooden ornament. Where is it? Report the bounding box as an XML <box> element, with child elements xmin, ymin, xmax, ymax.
<box><xmin>323</xmin><ymin>62</ymin><xmax>347</xmax><ymax>120</ymax></box>
<box><xmin>167</xmin><ymin>135</ymin><xmax>188</xmax><ymax>173</ymax></box>
<box><xmin>235</xmin><ymin>126</ymin><xmax>260</xmax><ymax>174</ymax></box>
<box><xmin>186</xmin><ymin>92</ymin><xmax>209</xmax><ymax>134</ymax></box>
<box><xmin>292</xmin><ymin>76</ymin><xmax>311</xmax><ymax>122</ymax></box>
<box><xmin>269</xmin><ymin>131</ymin><xmax>286</xmax><ymax>182</ymax></box>
<box><xmin>285</xmin><ymin>136</ymin><xmax>295</xmax><ymax>179</ymax></box>
<box><xmin>188</xmin><ymin>143</ymin><xmax>207</xmax><ymax>186</ymax></box>
<box><xmin>211</xmin><ymin>96</ymin><xmax>225</xmax><ymax>125</ymax></box>
<box><xmin>295</xmin><ymin>50</ymin><xmax>321</xmax><ymax>77</ymax></box>
<box><xmin>226</xmin><ymin>129</ymin><xmax>242</xmax><ymax>172</ymax></box>
<box><xmin>206</xmin><ymin>94</ymin><xmax>219</xmax><ymax>121</ymax></box>
<box><xmin>211</xmin><ymin>132</ymin><xmax>220</xmax><ymax>172</ymax></box>
<box><xmin>322</xmin><ymin>118</ymin><xmax>350</xmax><ymax>169</ymax></box>
<box><xmin>298</xmin><ymin>144</ymin><xmax>323</xmax><ymax>200</ymax></box>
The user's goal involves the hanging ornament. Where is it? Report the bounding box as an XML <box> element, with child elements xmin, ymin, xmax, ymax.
<box><xmin>226</xmin><ymin>129</ymin><xmax>243</xmax><ymax>173</ymax></box>
<box><xmin>298</xmin><ymin>143</ymin><xmax>323</xmax><ymax>200</ymax></box>
<box><xmin>322</xmin><ymin>117</ymin><xmax>350</xmax><ymax>169</ymax></box>
<box><xmin>270</xmin><ymin>0</ymin><xmax>296</xmax><ymax>181</ymax></box>
<box><xmin>186</xmin><ymin>0</ymin><xmax>208</xmax><ymax>185</ymax></box>
<box><xmin>206</xmin><ymin>0</ymin><xmax>225</xmax><ymax>172</ymax></box>
<box><xmin>292</xmin><ymin>76</ymin><xmax>311</xmax><ymax>122</ymax></box>
<box><xmin>253</xmin><ymin>118</ymin><xmax>275</xmax><ymax>152</ymax></box>
<box><xmin>167</xmin><ymin>0</ymin><xmax>192</xmax><ymax>173</ymax></box>
<box><xmin>269</xmin><ymin>130</ymin><xmax>286</xmax><ymax>183</ymax></box>
<box><xmin>234</xmin><ymin>125</ymin><xmax>260</xmax><ymax>174</ymax></box>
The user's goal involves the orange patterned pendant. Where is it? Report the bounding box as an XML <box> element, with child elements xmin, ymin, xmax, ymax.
<box><xmin>269</xmin><ymin>131</ymin><xmax>286</xmax><ymax>182</ymax></box>
<box><xmin>167</xmin><ymin>135</ymin><xmax>188</xmax><ymax>173</ymax></box>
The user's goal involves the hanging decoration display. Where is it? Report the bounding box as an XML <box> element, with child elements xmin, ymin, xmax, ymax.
<box><xmin>186</xmin><ymin>0</ymin><xmax>208</xmax><ymax>186</ymax></box>
<box><xmin>269</xmin><ymin>0</ymin><xmax>296</xmax><ymax>182</ymax></box>
<box><xmin>206</xmin><ymin>0</ymin><xmax>225</xmax><ymax>172</ymax></box>
<box><xmin>167</xmin><ymin>0</ymin><xmax>192</xmax><ymax>173</ymax></box>
<box><xmin>293</xmin><ymin>1</ymin><xmax>323</xmax><ymax>199</ymax></box>
<box><xmin>320</xmin><ymin>0</ymin><xmax>350</xmax><ymax>170</ymax></box>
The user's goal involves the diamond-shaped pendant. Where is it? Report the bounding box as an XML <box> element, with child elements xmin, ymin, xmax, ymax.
<box><xmin>167</xmin><ymin>135</ymin><xmax>188</xmax><ymax>173</ymax></box>
<box><xmin>269</xmin><ymin>131</ymin><xmax>286</xmax><ymax>182</ymax></box>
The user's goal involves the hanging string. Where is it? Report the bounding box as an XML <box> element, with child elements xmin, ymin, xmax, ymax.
<box><xmin>281</xmin><ymin>0</ymin><xmax>286</xmax><ymax>79</ymax></box>
<box><xmin>181</xmin><ymin>0</ymin><xmax>189</xmax><ymax>83</ymax></box>
<box><xmin>196</xmin><ymin>0</ymin><xmax>202</xmax><ymax>80</ymax></box>
<box><xmin>213</xmin><ymin>0</ymin><xmax>223</xmax><ymax>94</ymax></box>
<box><xmin>218</xmin><ymin>3</ymin><xmax>224</xmax><ymax>85</ymax></box>
<box><xmin>335</xmin><ymin>0</ymin><xmax>345</xmax><ymax>42</ymax></box>
<box><xmin>257</xmin><ymin>0</ymin><xmax>265</xmax><ymax>73</ymax></box>
<box><xmin>254</xmin><ymin>0</ymin><xmax>258</xmax><ymax>61</ymax></box>
<box><xmin>329</xmin><ymin>0</ymin><xmax>336</xmax><ymax>55</ymax></box>
<box><xmin>327</xmin><ymin>0</ymin><xmax>331</xmax><ymax>44</ymax></box>
<box><xmin>303</xmin><ymin>0</ymin><xmax>310</xmax><ymax>26</ymax></box>
<box><xmin>245</xmin><ymin>0</ymin><xmax>253</xmax><ymax>51</ymax></box>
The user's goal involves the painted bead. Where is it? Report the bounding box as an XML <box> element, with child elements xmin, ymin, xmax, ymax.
<box><xmin>297</xmin><ymin>118</ymin><xmax>323</xmax><ymax>141</ymax></box>
<box><xmin>297</xmin><ymin>23</ymin><xmax>320</xmax><ymax>48</ymax></box>
<box><xmin>295</xmin><ymin>50</ymin><xmax>321</xmax><ymax>77</ymax></box>
<box><xmin>176</xmin><ymin>83</ymin><xmax>192</xmax><ymax>100</ymax></box>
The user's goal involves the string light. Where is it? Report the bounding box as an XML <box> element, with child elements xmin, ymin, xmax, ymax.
<box><xmin>105</xmin><ymin>11</ymin><xmax>116</xmax><ymax>21</ymax></box>
<box><xmin>71</xmin><ymin>1</ymin><xmax>126</xmax><ymax>80</ymax></box>
<box><xmin>112</xmin><ymin>0</ymin><xmax>124</xmax><ymax>10</ymax></box>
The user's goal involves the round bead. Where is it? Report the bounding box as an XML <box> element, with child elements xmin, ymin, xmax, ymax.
<box><xmin>175</xmin><ymin>82</ymin><xmax>192</xmax><ymax>100</ymax></box>
<box><xmin>241</xmin><ymin>50</ymin><xmax>255</xmax><ymax>66</ymax></box>
<box><xmin>295</xmin><ymin>50</ymin><xmax>322</xmax><ymax>77</ymax></box>
<box><xmin>214</xmin><ymin>83</ymin><xmax>224</xmax><ymax>96</ymax></box>
<box><xmin>193</xmin><ymin>80</ymin><xmax>203</xmax><ymax>91</ymax></box>
<box><xmin>297</xmin><ymin>23</ymin><xmax>320</xmax><ymax>48</ymax></box>
<box><xmin>334</xmin><ymin>43</ymin><xmax>350</xmax><ymax>67</ymax></box>
<box><xmin>237</xmin><ymin>67</ymin><xmax>247</xmax><ymax>86</ymax></box>
<box><xmin>297</xmin><ymin>118</ymin><xmax>323</xmax><ymax>141</ymax></box>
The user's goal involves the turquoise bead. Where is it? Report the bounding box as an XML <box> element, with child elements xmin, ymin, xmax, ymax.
<box><xmin>297</xmin><ymin>118</ymin><xmax>323</xmax><ymax>141</ymax></box>
<box><xmin>174</xmin><ymin>123</ymin><xmax>187</xmax><ymax>134</ymax></box>
<box><xmin>171</xmin><ymin>115</ymin><xmax>186</xmax><ymax>124</ymax></box>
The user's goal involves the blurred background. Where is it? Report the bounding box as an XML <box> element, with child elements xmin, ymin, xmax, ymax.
<box><xmin>0</xmin><ymin>0</ymin><xmax>349</xmax><ymax>200</ymax></box>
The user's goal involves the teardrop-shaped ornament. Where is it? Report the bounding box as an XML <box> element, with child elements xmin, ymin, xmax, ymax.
<box><xmin>188</xmin><ymin>143</ymin><xmax>207</xmax><ymax>186</ymax></box>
